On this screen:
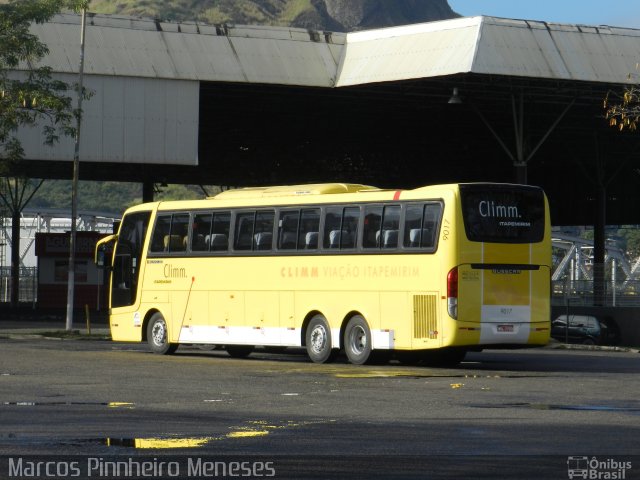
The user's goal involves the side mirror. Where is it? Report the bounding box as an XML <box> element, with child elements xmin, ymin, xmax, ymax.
<box><xmin>96</xmin><ymin>246</ymin><xmax>106</xmax><ymax>269</ymax></box>
<box><xmin>95</xmin><ymin>234</ymin><xmax>117</xmax><ymax>269</ymax></box>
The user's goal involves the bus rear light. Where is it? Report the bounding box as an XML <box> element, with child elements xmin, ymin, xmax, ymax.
<box><xmin>447</xmin><ymin>267</ymin><xmax>458</xmax><ymax>319</ymax></box>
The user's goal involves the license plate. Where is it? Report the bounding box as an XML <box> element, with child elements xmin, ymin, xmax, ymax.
<box><xmin>497</xmin><ymin>324</ymin><xmax>514</xmax><ymax>333</ymax></box>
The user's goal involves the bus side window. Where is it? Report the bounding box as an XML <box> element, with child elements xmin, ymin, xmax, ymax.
<box><xmin>403</xmin><ymin>203</ymin><xmax>441</xmax><ymax>249</ymax></box>
<box><xmin>210</xmin><ymin>212</ymin><xmax>230</xmax><ymax>251</ymax></box>
<box><xmin>421</xmin><ymin>204</ymin><xmax>441</xmax><ymax>248</ymax></box>
<box><xmin>363</xmin><ymin>205</ymin><xmax>382</xmax><ymax>249</ymax></box>
<box><xmin>150</xmin><ymin>215</ymin><xmax>172</xmax><ymax>253</ymax></box>
<box><xmin>323</xmin><ymin>207</ymin><xmax>359</xmax><ymax>250</ymax></box>
<box><xmin>300</xmin><ymin>208</ymin><xmax>320</xmax><ymax>250</ymax></box>
<box><xmin>254</xmin><ymin>211</ymin><xmax>275</xmax><ymax>251</ymax></box>
<box><xmin>234</xmin><ymin>213</ymin><xmax>255</xmax><ymax>251</ymax></box>
<box><xmin>341</xmin><ymin>207</ymin><xmax>359</xmax><ymax>249</ymax></box>
<box><xmin>381</xmin><ymin>205</ymin><xmax>400</xmax><ymax>249</ymax></box>
<box><xmin>192</xmin><ymin>213</ymin><xmax>212</xmax><ymax>252</ymax></box>
<box><xmin>169</xmin><ymin>213</ymin><xmax>189</xmax><ymax>253</ymax></box>
<box><xmin>278</xmin><ymin>210</ymin><xmax>299</xmax><ymax>250</ymax></box>
<box><xmin>323</xmin><ymin>207</ymin><xmax>342</xmax><ymax>249</ymax></box>
<box><xmin>404</xmin><ymin>205</ymin><xmax>424</xmax><ymax>248</ymax></box>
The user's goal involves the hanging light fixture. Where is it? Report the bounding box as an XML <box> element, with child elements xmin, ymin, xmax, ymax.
<box><xmin>448</xmin><ymin>87</ymin><xmax>462</xmax><ymax>104</ymax></box>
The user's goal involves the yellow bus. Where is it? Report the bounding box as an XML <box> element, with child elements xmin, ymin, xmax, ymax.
<box><xmin>96</xmin><ymin>183</ymin><xmax>551</xmax><ymax>365</ymax></box>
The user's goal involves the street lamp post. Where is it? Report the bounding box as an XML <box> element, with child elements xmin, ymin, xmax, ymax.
<box><xmin>65</xmin><ymin>6</ymin><xmax>88</xmax><ymax>331</ymax></box>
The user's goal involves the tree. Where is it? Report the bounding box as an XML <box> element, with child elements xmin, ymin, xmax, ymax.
<box><xmin>0</xmin><ymin>0</ymin><xmax>89</xmax><ymax>307</ymax></box>
<box><xmin>616</xmin><ymin>227</ymin><xmax>640</xmax><ymax>259</ymax></box>
<box><xmin>604</xmin><ymin>67</ymin><xmax>640</xmax><ymax>132</ymax></box>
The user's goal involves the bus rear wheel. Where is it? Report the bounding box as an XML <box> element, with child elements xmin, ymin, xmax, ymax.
<box><xmin>147</xmin><ymin>313</ymin><xmax>178</xmax><ymax>355</ymax></box>
<box><xmin>306</xmin><ymin>314</ymin><xmax>337</xmax><ymax>363</ymax></box>
<box><xmin>344</xmin><ymin>315</ymin><xmax>373</xmax><ymax>365</ymax></box>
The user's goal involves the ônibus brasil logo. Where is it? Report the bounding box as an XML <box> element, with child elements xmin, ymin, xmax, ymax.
<box><xmin>567</xmin><ymin>456</ymin><xmax>632</xmax><ymax>479</ymax></box>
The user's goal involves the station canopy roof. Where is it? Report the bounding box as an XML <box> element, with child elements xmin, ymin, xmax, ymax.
<box><xmin>23</xmin><ymin>13</ymin><xmax>640</xmax><ymax>225</ymax></box>
<box><xmin>34</xmin><ymin>14</ymin><xmax>640</xmax><ymax>87</ymax></box>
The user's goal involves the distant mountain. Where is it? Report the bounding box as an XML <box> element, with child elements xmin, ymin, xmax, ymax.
<box><xmin>89</xmin><ymin>0</ymin><xmax>459</xmax><ymax>31</ymax></box>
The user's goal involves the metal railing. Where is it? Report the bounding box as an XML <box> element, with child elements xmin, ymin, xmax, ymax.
<box><xmin>552</xmin><ymin>279</ymin><xmax>640</xmax><ymax>307</ymax></box>
<box><xmin>0</xmin><ymin>267</ymin><xmax>38</xmax><ymax>305</ymax></box>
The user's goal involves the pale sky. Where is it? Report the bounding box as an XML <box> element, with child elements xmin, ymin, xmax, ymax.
<box><xmin>449</xmin><ymin>0</ymin><xmax>640</xmax><ymax>29</ymax></box>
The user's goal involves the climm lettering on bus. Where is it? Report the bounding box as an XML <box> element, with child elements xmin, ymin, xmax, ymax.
<box><xmin>281</xmin><ymin>266</ymin><xmax>319</xmax><ymax>278</ymax></box>
<box><xmin>281</xmin><ymin>265</ymin><xmax>419</xmax><ymax>279</ymax></box>
<box><xmin>479</xmin><ymin>200</ymin><xmax>521</xmax><ymax>219</ymax></box>
<box><xmin>164</xmin><ymin>264</ymin><xmax>187</xmax><ymax>278</ymax></box>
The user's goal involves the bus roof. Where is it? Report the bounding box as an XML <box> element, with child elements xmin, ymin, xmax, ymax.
<box><xmin>132</xmin><ymin>183</ymin><xmax>542</xmax><ymax>214</ymax></box>
<box><xmin>211</xmin><ymin>183</ymin><xmax>380</xmax><ymax>200</ymax></box>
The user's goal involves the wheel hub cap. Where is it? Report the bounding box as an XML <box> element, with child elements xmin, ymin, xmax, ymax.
<box><xmin>310</xmin><ymin>326</ymin><xmax>327</xmax><ymax>353</ymax></box>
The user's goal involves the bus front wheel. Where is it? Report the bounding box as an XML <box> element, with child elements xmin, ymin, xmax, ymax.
<box><xmin>344</xmin><ymin>315</ymin><xmax>372</xmax><ymax>365</ymax></box>
<box><xmin>147</xmin><ymin>313</ymin><xmax>178</xmax><ymax>355</ymax></box>
<box><xmin>306</xmin><ymin>314</ymin><xmax>337</xmax><ymax>363</ymax></box>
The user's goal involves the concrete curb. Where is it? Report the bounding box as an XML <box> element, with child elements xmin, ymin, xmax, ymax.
<box><xmin>0</xmin><ymin>328</ymin><xmax>111</xmax><ymax>340</ymax></box>
<box><xmin>545</xmin><ymin>342</ymin><xmax>639</xmax><ymax>353</ymax></box>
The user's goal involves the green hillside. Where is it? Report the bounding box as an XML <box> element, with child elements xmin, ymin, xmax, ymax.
<box><xmin>28</xmin><ymin>180</ymin><xmax>221</xmax><ymax>216</ymax></box>
<box><xmin>90</xmin><ymin>0</ymin><xmax>314</xmax><ymax>26</ymax></box>
<box><xmin>88</xmin><ymin>0</ymin><xmax>459</xmax><ymax>31</ymax></box>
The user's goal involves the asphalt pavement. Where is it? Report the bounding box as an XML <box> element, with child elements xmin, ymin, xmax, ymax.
<box><xmin>1</xmin><ymin>334</ymin><xmax>639</xmax><ymax>479</ymax></box>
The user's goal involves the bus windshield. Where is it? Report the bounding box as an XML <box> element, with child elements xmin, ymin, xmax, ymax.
<box><xmin>460</xmin><ymin>184</ymin><xmax>545</xmax><ymax>244</ymax></box>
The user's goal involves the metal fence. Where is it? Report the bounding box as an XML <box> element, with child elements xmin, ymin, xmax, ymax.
<box><xmin>0</xmin><ymin>267</ymin><xmax>38</xmax><ymax>305</ymax></box>
<box><xmin>552</xmin><ymin>279</ymin><xmax>640</xmax><ymax>307</ymax></box>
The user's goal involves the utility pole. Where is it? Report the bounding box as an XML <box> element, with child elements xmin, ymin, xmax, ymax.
<box><xmin>66</xmin><ymin>6</ymin><xmax>88</xmax><ymax>331</ymax></box>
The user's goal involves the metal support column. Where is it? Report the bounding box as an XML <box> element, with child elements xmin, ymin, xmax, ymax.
<box><xmin>593</xmin><ymin>183</ymin><xmax>607</xmax><ymax>306</ymax></box>
<box><xmin>142</xmin><ymin>181</ymin><xmax>155</xmax><ymax>203</ymax></box>
<box><xmin>472</xmin><ymin>91</ymin><xmax>575</xmax><ymax>185</ymax></box>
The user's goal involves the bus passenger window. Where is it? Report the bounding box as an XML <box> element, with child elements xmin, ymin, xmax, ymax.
<box><xmin>210</xmin><ymin>212</ymin><xmax>230</xmax><ymax>251</ymax></box>
<box><xmin>169</xmin><ymin>214</ymin><xmax>189</xmax><ymax>253</ymax></box>
<box><xmin>324</xmin><ymin>207</ymin><xmax>359</xmax><ymax>249</ymax></box>
<box><xmin>421</xmin><ymin>204</ymin><xmax>441</xmax><ymax>248</ymax></box>
<box><xmin>381</xmin><ymin>205</ymin><xmax>400</xmax><ymax>249</ymax></box>
<box><xmin>278</xmin><ymin>210</ymin><xmax>299</xmax><ymax>250</ymax></box>
<box><xmin>254</xmin><ymin>211</ymin><xmax>275</xmax><ymax>250</ymax></box>
<box><xmin>403</xmin><ymin>204</ymin><xmax>441</xmax><ymax>249</ymax></box>
<box><xmin>404</xmin><ymin>205</ymin><xmax>423</xmax><ymax>248</ymax></box>
<box><xmin>300</xmin><ymin>208</ymin><xmax>320</xmax><ymax>249</ymax></box>
<box><xmin>363</xmin><ymin>206</ymin><xmax>382</xmax><ymax>249</ymax></box>
<box><xmin>234</xmin><ymin>213</ymin><xmax>254</xmax><ymax>251</ymax></box>
<box><xmin>150</xmin><ymin>215</ymin><xmax>172</xmax><ymax>253</ymax></box>
<box><xmin>341</xmin><ymin>207</ymin><xmax>359</xmax><ymax>249</ymax></box>
<box><xmin>323</xmin><ymin>207</ymin><xmax>342</xmax><ymax>249</ymax></box>
<box><xmin>192</xmin><ymin>213</ymin><xmax>212</xmax><ymax>252</ymax></box>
